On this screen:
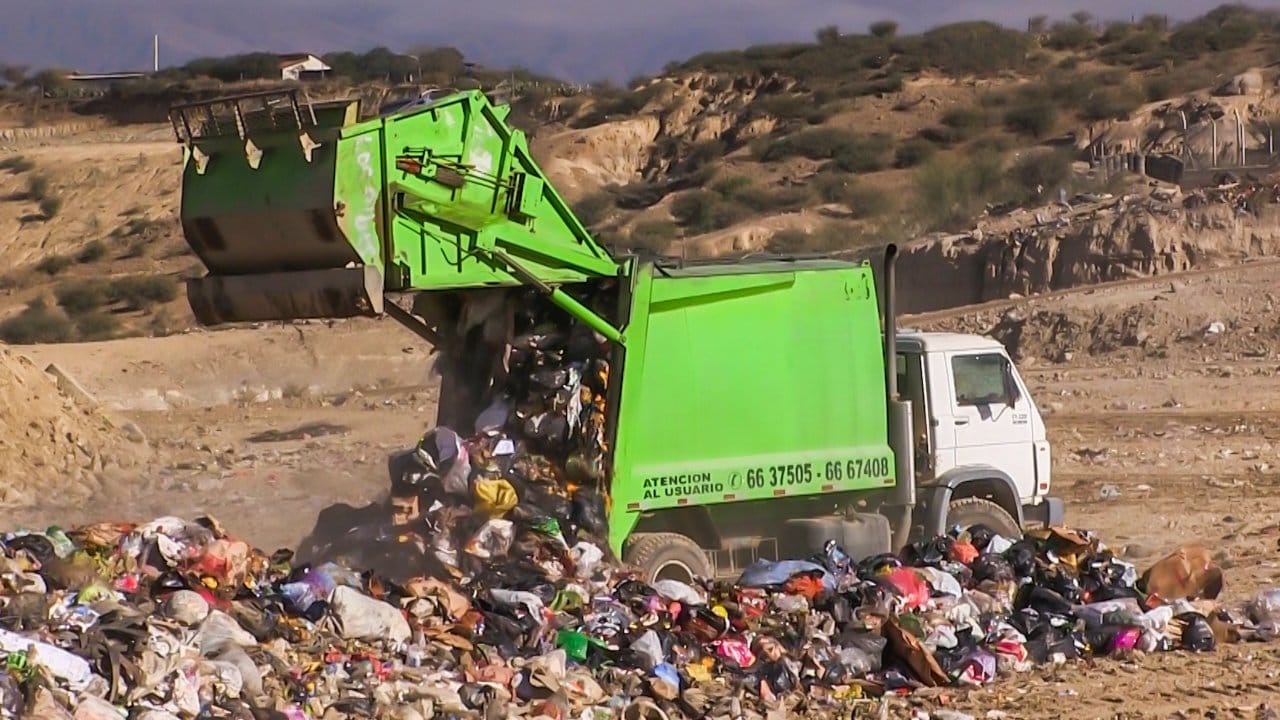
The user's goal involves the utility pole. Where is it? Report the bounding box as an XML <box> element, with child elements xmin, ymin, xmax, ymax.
<box><xmin>153</xmin><ymin>35</ymin><xmax>159</xmax><ymax>73</ymax></box>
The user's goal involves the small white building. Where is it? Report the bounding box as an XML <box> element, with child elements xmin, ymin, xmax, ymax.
<box><xmin>278</xmin><ymin>53</ymin><xmax>331</xmax><ymax>81</ymax></box>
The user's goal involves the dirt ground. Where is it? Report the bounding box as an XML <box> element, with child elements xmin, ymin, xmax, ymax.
<box><xmin>0</xmin><ymin>257</ymin><xmax>1276</xmax><ymax>718</ymax></box>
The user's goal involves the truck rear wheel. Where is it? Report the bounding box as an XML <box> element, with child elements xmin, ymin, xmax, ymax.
<box><xmin>946</xmin><ymin>497</ymin><xmax>1021</xmax><ymax>538</ymax></box>
<box><xmin>624</xmin><ymin>532</ymin><xmax>713</xmax><ymax>585</ymax></box>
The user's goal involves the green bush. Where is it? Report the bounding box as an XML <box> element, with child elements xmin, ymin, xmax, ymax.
<box><xmin>0</xmin><ymin>300</ymin><xmax>73</xmax><ymax>344</ymax></box>
<box><xmin>34</xmin><ymin>254</ymin><xmax>71</xmax><ymax>276</ymax></box>
<box><xmin>627</xmin><ymin>220</ymin><xmax>677</xmax><ymax>253</ymax></box>
<box><xmin>76</xmin><ymin>240</ymin><xmax>106</xmax><ymax>263</ymax></box>
<box><xmin>1100</xmin><ymin>21</ymin><xmax>1136</xmax><ymax>45</ymax></box>
<box><xmin>1011</xmin><ymin>149</ymin><xmax>1074</xmax><ymax>204</ymax></box>
<box><xmin>941</xmin><ymin>107</ymin><xmax>991</xmax><ymax>136</ymax></box>
<box><xmin>756</xmin><ymin>127</ymin><xmax>861</xmax><ymax>162</ymax></box>
<box><xmin>919</xmin><ymin>126</ymin><xmax>963</xmax><ymax>146</ymax></box>
<box><xmin>969</xmin><ymin>134</ymin><xmax>1016</xmax><ymax>155</ymax></box>
<box><xmin>766</xmin><ymin>225</ymin><xmax>853</xmax><ymax>254</ymax></box>
<box><xmin>753</xmin><ymin>94</ymin><xmax>829</xmax><ymax>124</ymax></box>
<box><xmin>921</xmin><ymin>22</ymin><xmax>1034</xmax><ymax>76</ymax></box>
<box><xmin>1004</xmin><ymin>101</ymin><xmax>1057</xmax><ymax>138</ymax></box>
<box><xmin>672</xmin><ymin>190</ymin><xmax>718</xmax><ymax>227</ymax></box>
<box><xmin>55</xmin><ymin>280</ymin><xmax>109</xmax><ymax>316</ymax></box>
<box><xmin>869</xmin><ymin>20</ymin><xmax>899</xmax><ymax>39</ymax></box>
<box><xmin>1102</xmin><ymin>30</ymin><xmax>1163</xmax><ymax>64</ymax></box>
<box><xmin>1046</xmin><ymin>22</ymin><xmax>1096</xmax><ymax>51</ymax></box>
<box><xmin>685</xmin><ymin>139</ymin><xmax>728</xmax><ymax>168</ymax></box>
<box><xmin>0</xmin><ymin>155</ymin><xmax>33</xmax><ymax>174</ymax></box>
<box><xmin>832</xmin><ymin>133</ymin><xmax>893</xmax><ymax>173</ymax></box>
<box><xmin>612</xmin><ymin>181</ymin><xmax>667</xmax><ymax>210</ymax></box>
<box><xmin>1170</xmin><ymin>7</ymin><xmax>1262</xmax><ymax>55</ymax></box>
<box><xmin>912</xmin><ymin>151</ymin><xmax>1007</xmax><ymax>231</ymax></box>
<box><xmin>894</xmin><ymin>137</ymin><xmax>938</xmax><ymax>168</ymax></box>
<box><xmin>1082</xmin><ymin>87</ymin><xmax>1142</xmax><ymax>121</ymax></box>
<box><xmin>811</xmin><ymin>174</ymin><xmax>892</xmax><ymax>218</ymax></box>
<box><xmin>38</xmin><ymin>195</ymin><xmax>62</xmax><ymax>219</ymax></box>
<box><xmin>24</xmin><ymin>174</ymin><xmax>49</xmax><ymax>201</ymax></box>
<box><xmin>712</xmin><ymin>175</ymin><xmax>814</xmax><ymax>213</ymax></box>
<box><xmin>671</xmin><ymin>191</ymin><xmax>755</xmax><ymax>233</ymax></box>
<box><xmin>711</xmin><ymin>175</ymin><xmax>754</xmax><ymax>197</ymax></box>
<box><xmin>1145</xmin><ymin>76</ymin><xmax>1175</xmax><ymax>102</ymax></box>
<box><xmin>74</xmin><ymin>311</ymin><xmax>121</xmax><ymax>341</ymax></box>
<box><xmin>108</xmin><ymin>274</ymin><xmax>179</xmax><ymax>310</ymax></box>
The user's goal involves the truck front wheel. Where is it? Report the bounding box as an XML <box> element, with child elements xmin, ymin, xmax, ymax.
<box><xmin>946</xmin><ymin>497</ymin><xmax>1021</xmax><ymax>539</ymax></box>
<box><xmin>624</xmin><ymin>532</ymin><xmax>713</xmax><ymax>585</ymax></box>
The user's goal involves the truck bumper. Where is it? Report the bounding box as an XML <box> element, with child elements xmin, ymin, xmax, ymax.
<box><xmin>1022</xmin><ymin>496</ymin><xmax>1065</xmax><ymax>528</ymax></box>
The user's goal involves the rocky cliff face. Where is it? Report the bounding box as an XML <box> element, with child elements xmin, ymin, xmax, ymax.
<box><xmin>898</xmin><ymin>196</ymin><xmax>1280</xmax><ymax>314</ymax></box>
<box><xmin>533</xmin><ymin>71</ymin><xmax>790</xmax><ymax>201</ymax></box>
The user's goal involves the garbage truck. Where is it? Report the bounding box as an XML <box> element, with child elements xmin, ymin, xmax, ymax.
<box><xmin>167</xmin><ymin>87</ymin><xmax>1063</xmax><ymax>582</ymax></box>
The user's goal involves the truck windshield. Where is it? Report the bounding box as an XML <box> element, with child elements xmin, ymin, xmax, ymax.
<box><xmin>951</xmin><ymin>353</ymin><xmax>1011</xmax><ymax>406</ymax></box>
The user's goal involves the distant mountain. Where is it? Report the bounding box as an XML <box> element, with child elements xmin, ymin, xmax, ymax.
<box><xmin>0</xmin><ymin>0</ymin><xmax>1244</xmax><ymax>83</ymax></box>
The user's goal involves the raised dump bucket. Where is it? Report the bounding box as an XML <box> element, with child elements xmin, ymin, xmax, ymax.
<box><xmin>170</xmin><ymin>88</ymin><xmax>619</xmax><ymax>327</ymax></box>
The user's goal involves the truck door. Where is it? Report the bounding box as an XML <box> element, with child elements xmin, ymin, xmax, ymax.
<box><xmin>946</xmin><ymin>352</ymin><xmax>1035</xmax><ymax>499</ymax></box>
<box><xmin>895</xmin><ymin>351</ymin><xmax>932</xmax><ymax>478</ymax></box>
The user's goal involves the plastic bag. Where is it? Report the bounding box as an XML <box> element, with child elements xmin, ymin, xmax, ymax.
<box><xmin>738</xmin><ymin>559</ymin><xmax>833</xmax><ymax>591</ymax></box>
<box><xmin>465</xmin><ymin>519</ymin><xmax>515</xmax><ymax>559</ymax></box>
<box><xmin>631</xmin><ymin>630</ymin><xmax>665</xmax><ymax>670</ymax></box>
<box><xmin>322</xmin><ymin>586</ymin><xmax>411</xmax><ymax>643</ymax></box>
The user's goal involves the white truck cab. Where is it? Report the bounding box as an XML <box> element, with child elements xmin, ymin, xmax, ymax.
<box><xmin>895</xmin><ymin>330</ymin><xmax>1062</xmax><ymax>537</ymax></box>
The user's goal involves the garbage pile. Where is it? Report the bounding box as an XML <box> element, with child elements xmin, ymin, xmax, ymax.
<box><xmin>0</xmin><ymin>511</ymin><xmax>1274</xmax><ymax>719</ymax></box>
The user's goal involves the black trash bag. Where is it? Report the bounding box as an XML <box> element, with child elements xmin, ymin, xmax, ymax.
<box><xmin>1087</xmin><ymin>583</ymin><xmax>1143</xmax><ymax>603</ymax></box>
<box><xmin>4</xmin><ymin>534</ymin><xmax>56</xmax><ymax>564</ymax></box>
<box><xmin>966</xmin><ymin>524</ymin><xmax>998</xmax><ymax>553</ymax></box>
<box><xmin>757</xmin><ymin>660</ymin><xmax>796</xmax><ymax>694</ymax></box>
<box><xmin>835</xmin><ymin>631</ymin><xmax>887</xmax><ymax>673</ymax></box>
<box><xmin>570</xmin><ymin>487</ymin><xmax>610</xmax><ymax>541</ymax></box>
<box><xmin>903</xmin><ymin>536</ymin><xmax>953</xmax><ymax>568</ymax></box>
<box><xmin>858</xmin><ymin>553</ymin><xmax>902</xmax><ymax>577</ymax></box>
<box><xmin>1177</xmin><ymin>613</ymin><xmax>1217</xmax><ymax>652</ymax></box>
<box><xmin>1082</xmin><ymin>624</ymin><xmax>1139</xmax><ymax>657</ymax></box>
<box><xmin>1025</xmin><ymin>630</ymin><xmax>1082</xmax><ymax>663</ymax></box>
<box><xmin>1038</xmin><ymin>567</ymin><xmax>1085</xmax><ymax>604</ymax></box>
<box><xmin>817</xmin><ymin>593</ymin><xmax>853</xmax><ymax>626</ymax></box>
<box><xmin>1012</xmin><ymin>608</ymin><xmax>1083</xmax><ymax>662</ymax></box>
<box><xmin>1015</xmin><ymin>585</ymin><xmax>1075</xmax><ymax>616</ymax></box>
<box><xmin>1004</xmin><ymin>540</ymin><xmax>1039</xmax><ymax>578</ymax></box>
<box><xmin>971</xmin><ymin>553</ymin><xmax>1015</xmax><ymax>584</ymax></box>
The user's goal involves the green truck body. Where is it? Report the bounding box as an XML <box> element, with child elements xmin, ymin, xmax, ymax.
<box><xmin>169</xmin><ymin>88</ymin><xmax>1061</xmax><ymax>578</ymax></box>
<box><xmin>607</xmin><ymin>259</ymin><xmax>895</xmax><ymax>555</ymax></box>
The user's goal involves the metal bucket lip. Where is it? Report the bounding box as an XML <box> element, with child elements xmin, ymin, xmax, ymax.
<box><xmin>186</xmin><ymin>266</ymin><xmax>383</xmax><ymax>326</ymax></box>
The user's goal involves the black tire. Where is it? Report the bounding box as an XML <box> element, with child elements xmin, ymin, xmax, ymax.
<box><xmin>946</xmin><ymin>497</ymin><xmax>1021</xmax><ymax>538</ymax></box>
<box><xmin>624</xmin><ymin>532</ymin><xmax>713</xmax><ymax>584</ymax></box>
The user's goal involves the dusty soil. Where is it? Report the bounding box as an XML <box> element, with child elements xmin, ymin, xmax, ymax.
<box><xmin>0</xmin><ymin>253</ymin><xmax>1273</xmax><ymax>718</ymax></box>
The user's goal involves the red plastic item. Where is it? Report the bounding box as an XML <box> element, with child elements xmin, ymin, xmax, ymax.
<box><xmin>948</xmin><ymin>540</ymin><xmax>979</xmax><ymax>565</ymax></box>
<box><xmin>885</xmin><ymin>567</ymin><xmax>931</xmax><ymax>610</ymax></box>
<box><xmin>783</xmin><ymin>574</ymin><xmax>826</xmax><ymax>600</ymax></box>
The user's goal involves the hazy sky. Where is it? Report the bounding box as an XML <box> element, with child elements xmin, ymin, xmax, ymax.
<box><xmin>0</xmin><ymin>0</ymin><xmax>1275</xmax><ymax>81</ymax></box>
